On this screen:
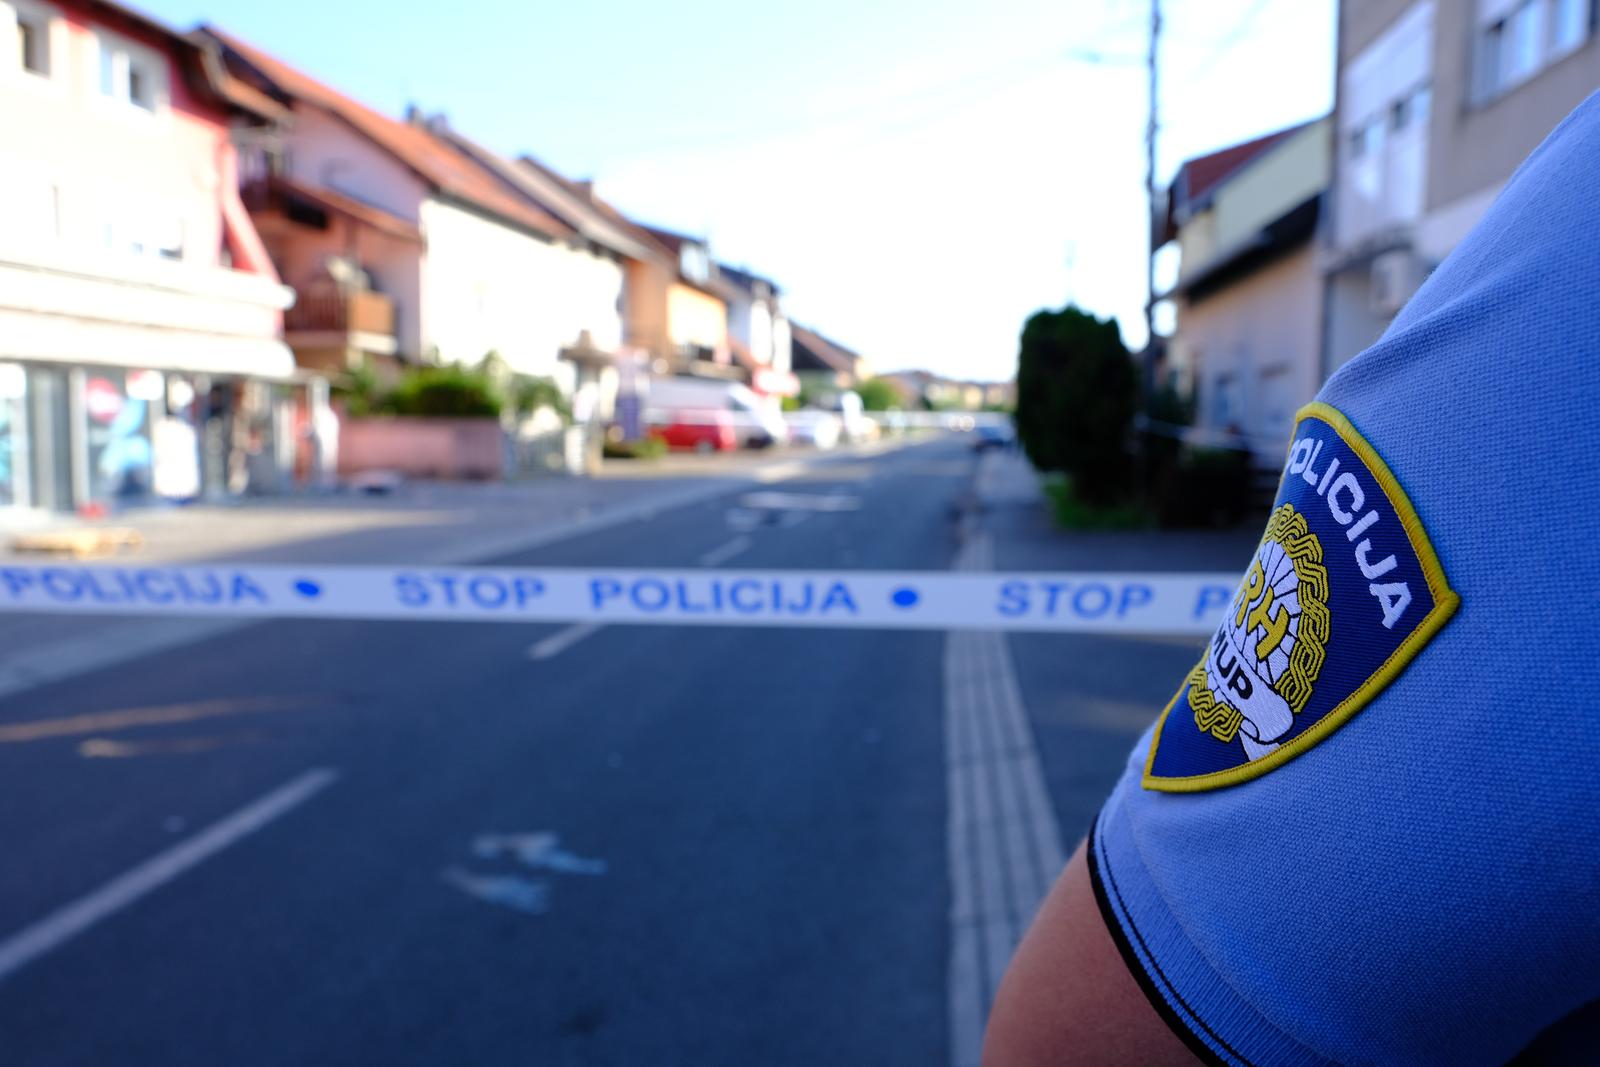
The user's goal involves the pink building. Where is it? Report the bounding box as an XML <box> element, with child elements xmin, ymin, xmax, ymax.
<box><xmin>0</xmin><ymin>0</ymin><xmax>299</xmax><ymax>510</ymax></box>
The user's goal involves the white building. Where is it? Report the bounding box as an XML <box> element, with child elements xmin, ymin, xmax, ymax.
<box><xmin>204</xmin><ymin>29</ymin><xmax>627</xmax><ymax>396</ymax></box>
<box><xmin>0</xmin><ymin>0</ymin><xmax>298</xmax><ymax>510</ymax></box>
<box><xmin>719</xmin><ymin>264</ymin><xmax>798</xmax><ymax>407</ymax></box>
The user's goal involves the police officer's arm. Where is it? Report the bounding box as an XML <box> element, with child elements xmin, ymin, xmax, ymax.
<box><xmin>982</xmin><ymin>840</ymin><xmax>1197</xmax><ymax>1066</ymax></box>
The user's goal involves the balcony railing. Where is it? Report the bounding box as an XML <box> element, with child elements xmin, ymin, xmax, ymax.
<box><xmin>284</xmin><ymin>288</ymin><xmax>395</xmax><ymax>337</ymax></box>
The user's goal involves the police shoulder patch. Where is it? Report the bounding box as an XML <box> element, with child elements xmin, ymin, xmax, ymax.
<box><xmin>1142</xmin><ymin>401</ymin><xmax>1459</xmax><ymax>792</ymax></box>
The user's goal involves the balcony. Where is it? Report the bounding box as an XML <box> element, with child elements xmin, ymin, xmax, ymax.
<box><xmin>283</xmin><ymin>288</ymin><xmax>399</xmax><ymax>366</ymax></box>
<box><xmin>285</xmin><ymin>288</ymin><xmax>394</xmax><ymax>336</ymax></box>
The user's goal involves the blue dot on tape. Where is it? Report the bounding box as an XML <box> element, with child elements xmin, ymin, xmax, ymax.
<box><xmin>891</xmin><ymin>587</ymin><xmax>919</xmax><ymax>608</ymax></box>
<box><xmin>293</xmin><ymin>580</ymin><xmax>322</xmax><ymax>598</ymax></box>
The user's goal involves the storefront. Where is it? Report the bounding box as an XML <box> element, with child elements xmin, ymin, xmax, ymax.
<box><xmin>0</xmin><ymin>359</ymin><xmax>314</xmax><ymax>514</ymax></box>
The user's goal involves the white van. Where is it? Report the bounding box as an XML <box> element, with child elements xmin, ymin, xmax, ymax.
<box><xmin>645</xmin><ymin>377</ymin><xmax>789</xmax><ymax>449</ymax></box>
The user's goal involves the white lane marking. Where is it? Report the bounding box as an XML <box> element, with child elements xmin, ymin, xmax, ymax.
<box><xmin>738</xmin><ymin>491</ymin><xmax>860</xmax><ymax>511</ymax></box>
<box><xmin>698</xmin><ymin>535</ymin><xmax>752</xmax><ymax>567</ymax></box>
<box><xmin>725</xmin><ymin>508</ymin><xmax>762</xmax><ymax>532</ymax></box>
<box><xmin>526</xmin><ymin>621</ymin><xmax>602</xmax><ymax>661</ymax></box>
<box><xmin>441</xmin><ymin>867</ymin><xmax>550</xmax><ymax>914</ymax></box>
<box><xmin>473</xmin><ymin>833</ymin><xmax>607</xmax><ymax>875</ymax></box>
<box><xmin>0</xmin><ymin>767</ymin><xmax>338</xmax><ymax>983</ymax></box>
<box><xmin>945</xmin><ymin>521</ymin><xmax>1065</xmax><ymax>1067</ymax></box>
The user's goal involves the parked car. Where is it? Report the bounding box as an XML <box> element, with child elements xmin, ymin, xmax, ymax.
<box><xmin>973</xmin><ymin>423</ymin><xmax>1013</xmax><ymax>451</ymax></box>
<box><xmin>650</xmin><ymin>409</ymin><xmax>738</xmax><ymax>453</ymax></box>
<box><xmin>647</xmin><ymin>377</ymin><xmax>789</xmax><ymax>449</ymax></box>
<box><xmin>785</xmin><ymin>411</ymin><xmax>843</xmax><ymax>450</ymax></box>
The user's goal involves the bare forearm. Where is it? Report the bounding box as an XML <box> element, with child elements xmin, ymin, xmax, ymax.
<box><xmin>982</xmin><ymin>840</ymin><xmax>1198</xmax><ymax>1066</ymax></box>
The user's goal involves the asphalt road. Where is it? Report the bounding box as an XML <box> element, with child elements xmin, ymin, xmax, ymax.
<box><xmin>0</xmin><ymin>440</ymin><xmax>972</xmax><ymax>1066</ymax></box>
<box><xmin>0</xmin><ymin>437</ymin><xmax>1257</xmax><ymax>1066</ymax></box>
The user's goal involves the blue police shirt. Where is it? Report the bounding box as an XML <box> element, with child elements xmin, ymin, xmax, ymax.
<box><xmin>1090</xmin><ymin>94</ymin><xmax>1600</xmax><ymax>1065</ymax></box>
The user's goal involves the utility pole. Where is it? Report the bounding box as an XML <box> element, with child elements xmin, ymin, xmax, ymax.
<box><xmin>1143</xmin><ymin>0</ymin><xmax>1162</xmax><ymax>396</ymax></box>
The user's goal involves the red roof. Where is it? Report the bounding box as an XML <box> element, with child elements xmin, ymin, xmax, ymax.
<box><xmin>515</xmin><ymin>158</ymin><xmax>675</xmax><ymax>262</ymax></box>
<box><xmin>206</xmin><ymin>28</ymin><xmax>572</xmax><ymax>242</ymax></box>
<box><xmin>1161</xmin><ymin>121</ymin><xmax>1315</xmax><ymax>242</ymax></box>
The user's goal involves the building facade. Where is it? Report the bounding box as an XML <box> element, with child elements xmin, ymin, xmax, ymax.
<box><xmin>1161</xmin><ymin>119</ymin><xmax>1331</xmax><ymax>466</ymax></box>
<box><xmin>790</xmin><ymin>324</ymin><xmax>870</xmax><ymax>395</ymax></box>
<box><xmin>0</xmin><ymin>0</ymin><xmax>298</xmax><ymax>510</ymax></box>
<box><xmin>206</xmin><ymin>31</ymin><xmax>627</xmax><ymax>395</ymax></box>
<box><xmin>720</xmin><ymin>264</ymin><xmax>798</xmax><ymax>408</ymax></box>
<box><xmin>1326</xmin><ymin>0</ymin><xmax>1600</xmax><ymax>371</ymax></box>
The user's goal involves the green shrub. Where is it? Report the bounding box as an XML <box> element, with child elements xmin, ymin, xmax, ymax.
<box><xmin>603</xmin><ymin>436</ymin><xmax>668</xmax><ymax>460</ymax></box>
<box><xmin>1043</xmin><ymin>475</ymin><xmax>1151</xmax><ymax>531</ymax></box>
<box><xmin>855</xmin><ymin>377</ymin><xmax>901</xmax><ymax>412</ymax></box>
<box><xmin>1153</xmin><ymin>447</ymin><xmax>1253</xmax><ymax>528</ymax></box>
<box><xmin>386</xmin><ymin>364</ymin><xmax>502</xmax><ymax>418</ymax></box>
<box><xmin>335</xmin><ymin>358</ymin><xmax>384</xmax><ymax>417</ymax></box>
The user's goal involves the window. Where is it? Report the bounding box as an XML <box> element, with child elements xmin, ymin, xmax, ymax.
<box><xmin>1479</xmin><ymin>18</ymin><xmax>1506</xmax><ymax>98</ymax></box>
<box><xmin>1553</xmin><ymin>0</ymin><xmax>1591</xmax><ymax>52</ymax></box>
<box><xmin>679</xmin><ymin>244</ymin><xmax>710</xmax><ymax>285</ymax></box>
<box><xmin>1410</xmin><ymin>84</ymin><xmax>1432</xmax><ymax>130</ymax></box>
<box><xmin>6</xmin><ymin>0</ymin><xmax>53</xmax><ymax>77</ymax></box>
<box><xmin>1476</xmin><ymin>0</ymin><xmax>1593</xmax><ymax>103</ymax></box>
<box><xmin>127</xmin><ymin>62</ymin><xmax>152</xmax><ymax>110</ymax></box>
<box><xmin>1390</xmin><ymin>96</ymin><xmax>1409</xmax><ymax>131</ymax></box>
<box><xmin>100</xmin><ymin>204</ymin><xmax>184</xmax><ymax>261</ymax></box>
<box><xmin>1391</xmin><ymin>84</ymin><xmax>1432</xmax><ymax>133</ymax></box>
<box><xmin>1351</xmin><ymin>117</ymin><xmax>1384</xmax><ymax>160</ymax></box>
<box><xmin>1507</xmin><ymin>0</ymin><xmax>1546</xmax><ymax>82</ymax></box>
<box><xmin>95</xmin><ymin>33</ymin><xmax>165</xmax><ymax>112</ymax></box>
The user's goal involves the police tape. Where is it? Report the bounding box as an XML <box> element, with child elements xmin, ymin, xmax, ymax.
<box><xmin>0</xmin><ymin>563</ymin><xmax>1241</xmax><ymax>635</ymax></box>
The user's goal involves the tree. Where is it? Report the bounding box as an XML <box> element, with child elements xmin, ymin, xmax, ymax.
<box><xmin>854</xmin><ymin>377</ymin><xmax>902</xmax><ymax>412</ymax></box>
<box><xmin>1014</xmin><ymin>305</ymin><xmax>1137</xmax><ymax>506</ymax></box>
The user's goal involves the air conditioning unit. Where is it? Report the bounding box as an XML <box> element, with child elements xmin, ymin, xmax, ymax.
<box><xmin>1370</xmin><ymin>250</ymin><xmax>1422</xmax><ymax>316</ymax></box>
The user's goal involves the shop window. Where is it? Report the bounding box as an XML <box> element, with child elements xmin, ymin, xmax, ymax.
<box><xmin>82</xmin><ymin>371</ymin><xmax>154</xmax><ymax>502</ymax></box>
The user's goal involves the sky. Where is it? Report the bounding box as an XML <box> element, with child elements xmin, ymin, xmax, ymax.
<box><xmin>136</xmin><ymin>0</ymin><xmax>1335</xmax><ymax>381</ymax></box>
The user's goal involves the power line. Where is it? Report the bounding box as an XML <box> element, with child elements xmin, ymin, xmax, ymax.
<box><xmin>1186</xmin><ymin>0</ymin><xmax>1272</xmax><ymax>82</ymax></box>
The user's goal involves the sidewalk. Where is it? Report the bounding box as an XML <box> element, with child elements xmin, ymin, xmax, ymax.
<box><xmin>0</xmin><ymin>439</ymin><xmax>913</xmax><ymax>699</ymax></box>
<box><xmin>0</xmin><ymin>439</ymin><xmax>913</xmax><ymax>567</ymax></box>
<box><xmin>976</xmin><ymin>449</ymin><xmax>1262</xmax><ymax>574</ymax></box>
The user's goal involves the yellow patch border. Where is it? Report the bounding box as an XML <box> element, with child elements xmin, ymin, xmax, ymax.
<box><xmin>1141</xmin><ymin>401</ymin><xmax>1460</xmax><ymax>793</ymax></box>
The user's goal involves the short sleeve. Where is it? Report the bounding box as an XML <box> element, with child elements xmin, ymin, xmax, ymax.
<box><xmin>1089</xmin><ymin>94</ymin><xmax>1600</xmax><ymax>1066</ymax></box>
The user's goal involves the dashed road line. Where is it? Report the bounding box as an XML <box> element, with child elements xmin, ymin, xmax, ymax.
<box><xmin>526</xmin><ymin>622</ymin><xmax>603</xmax><ymax>661</ymax></box>
<box><xmin>0</xmin><ymin>767</ymin><xmax>339</xmax><ymax>983</ymax></box>
<box><xmin>697</xmin><ymin>535</ymin><xmax>753</xmax><ymax>568</ymax></box>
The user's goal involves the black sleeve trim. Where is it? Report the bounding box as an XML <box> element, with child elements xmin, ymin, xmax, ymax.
<box><xmin>1084</xmin><ymin>810</ymin><xmax>1240</xmax><ymax>1067</ymax></box>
